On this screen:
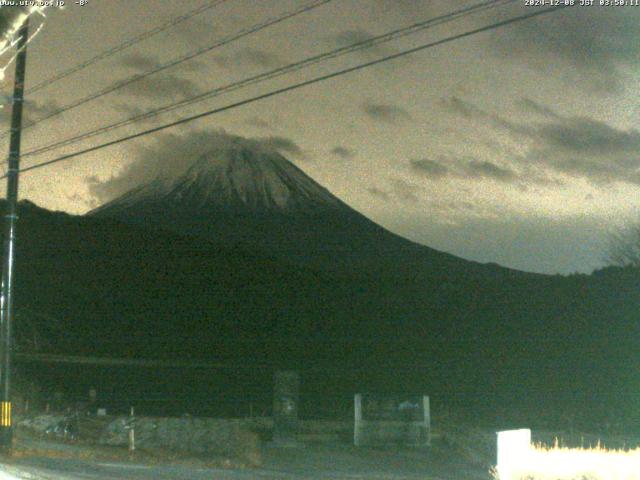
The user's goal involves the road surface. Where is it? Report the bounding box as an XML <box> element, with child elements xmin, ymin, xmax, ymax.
<box><xmin>0</xmin><ymin>444</ymin><xmax>491</xmax><ymax>480</ymax></box>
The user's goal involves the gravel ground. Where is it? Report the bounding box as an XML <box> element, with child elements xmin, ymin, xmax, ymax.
<box><xmin>0</xmin><ymin>425</ymin><xmax>495</xmax><ymax>480</ymax></box>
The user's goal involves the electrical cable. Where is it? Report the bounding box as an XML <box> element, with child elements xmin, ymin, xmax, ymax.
<box><xmin>23</xmin><ymin>0</ymin><xmax>514</xmax><ymax>158</ymax></box>
<box><xmin>6</xmin><ymin>4</ymin><xmax>570</xmax><ymax>178</ymax></box>
<box><xmin>26</xmin><ymin>0</ymin><xmax>232</xmax><ymax>95</ymax></box>
<box><xmin>1</xmin><ymin>0</ymin><xmax>334</xmax><ymax>140</ymax></box>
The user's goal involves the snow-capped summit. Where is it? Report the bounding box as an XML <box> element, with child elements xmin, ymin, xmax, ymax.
<box><xmin>163</xmin><ymin>140</ymin><xmax>341</xmax><ymax>211</ymax></box>
<box><xmin>92</xmin><ymin>135</ymin><xmax>343</xmax><ymax>217</ymax></box>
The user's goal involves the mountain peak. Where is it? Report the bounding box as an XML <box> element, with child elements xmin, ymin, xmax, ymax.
<box><xmin>93</xmin><ymin>134</ymin><xmax>342</xmax><ymax>216</ymax></box>
<box><xmin>90</xmin><ymin>131</ymin><xmax>503</xmax><ymax>276</ymax></box>
<box><xmin>173</xmin><ymin>140</ymin><xmax>340</xmax><ymax>211</ymax></box>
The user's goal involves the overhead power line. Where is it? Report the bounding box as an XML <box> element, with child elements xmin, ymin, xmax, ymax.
<box><xmin>4</xmin><ymin>0</ymin><xmax>333</xmax><ymax>139</ymax></box>
<box><xmin>24</xmin><ymin>0</ymin><xmax>514</xmax><ymax>158</ymax></box>
<box><xmin>26</xmin><ymin>0</ymin><xmax>231</xmax><ymax>95</ymax></box>
<box><xmin>6</xmin><ymin>5</ymin><xmax>570</xmax><ymax>179</ymax></box>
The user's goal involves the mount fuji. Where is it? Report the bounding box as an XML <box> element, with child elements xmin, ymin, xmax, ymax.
<box><xmin>90</xmin><ymin>134</ymin><xmax>519</xmax><ymax>277</ymax></box>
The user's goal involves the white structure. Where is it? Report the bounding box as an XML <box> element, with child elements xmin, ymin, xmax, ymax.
<box><xmin>495</xmin><ymin>428</ymin><xmax>532</xmax><ymax>480</ymax></box>
<box><xmin>354</xmin><ymin>394</ymin><xmax>430</xmax><ymax>447</ymax></box>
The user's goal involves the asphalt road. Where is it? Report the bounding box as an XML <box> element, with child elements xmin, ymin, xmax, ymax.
<box><xmin>0</xmin><ymin>456</ymin><xmax>449</xmax><ymax>480</ymax></box>
<box><xmin>0</xmin><ymin>438</ymin><xmax>492</xmax><ymax>479</ymax></box>
<box><xmin>0</xmin><ymin>458</ymin><xmax>311</xmax><ymax>480</ymax></box>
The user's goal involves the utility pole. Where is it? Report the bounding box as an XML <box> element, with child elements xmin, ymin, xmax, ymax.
<box><xmin>0</xmin><ymin>17</ymin><xmax>29</xmax><ymax>450</ymax></box>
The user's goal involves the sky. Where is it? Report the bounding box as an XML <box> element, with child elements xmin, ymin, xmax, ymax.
<box><xmin>0</xmin><ymin>0</ymin><xmax>639</xmax><ymax>275</ymax></box>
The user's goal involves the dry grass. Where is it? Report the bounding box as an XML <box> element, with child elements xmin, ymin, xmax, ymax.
<box><xmin>493</xmin><ymin>442</ymin><xmax>640</xmax><ymax>480</ymax></box>
<box><xmin>10</xmin><ymin>427</ymin><xmax>259</xmax><ymax>469</ymax></box>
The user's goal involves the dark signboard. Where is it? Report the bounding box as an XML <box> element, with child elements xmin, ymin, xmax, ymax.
<box><xmin>354</xmin><ymin>393</ymin><xmax>430</xmax><ymax>447</ymax></box>
<box><xmin>360</xmin><ymin>394</ymin><xmax>425</xmax><ymax>422</ymax></box>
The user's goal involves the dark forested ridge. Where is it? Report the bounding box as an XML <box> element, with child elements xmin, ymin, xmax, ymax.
<box><xmin>6</xmin><ymin>199</ymin><xmax>640</xmax><ymax>429</ymax></box>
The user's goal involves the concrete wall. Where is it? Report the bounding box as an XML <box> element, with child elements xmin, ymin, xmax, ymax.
<box><xmin>100</xmin><ymin>416</ymin><xmax>268</xmax><ymax>463</ymax></box>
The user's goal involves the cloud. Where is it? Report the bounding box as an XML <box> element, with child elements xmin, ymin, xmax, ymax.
<box><xmin>367</xmin><ymin>186</ymin><xmax>390</xmax><ymax>201</ymax></box>
<box><xmin>492</xmin><ymin>7</ymin><xmax>640</xmax><ymax>93</ymax></box>
<box><xmin>331</xmin><ymin>29</ymin><xmax>395</xmax><ymax>58</ymax></box>
<box><xmin>118</xmin><ymin>52</ymin><xmax>205</xmax><ymax>74</ymax></box>
<box><xmin>114</xmin><ymin>53</ymin><xmax>203</xmax><ymax>99</ymax></box>
<box><xmin>441</xmin><ymin>97</ymin><xmax>527</xmax><ymax>136</ymax></box>
<box><xmin>363</xmin><ymin>102</ymin><xmax>411</xmax><ymax>124</ymax></box>
<box><xmin>87</xmin><ymin>130</ymin><xmax>304</xmax><ymax>204</ymax></box>
<box><xmin>410</xmin><ymin>155</ymin><xmax>520</xmax><ymax>185</ymax></box>
<box><xmin>0</xmin><ymin>98</ymin><xmax>61</xmax><ymax>127</ymax></box>
<box><xmin>410</xmin><ymin>158</ymin><xmax>449</xmax><ymax>179</ymax></box>
<box><xmin>257</xmin><ymin>136</ymin><xmax>304</xmax><ymax>157</ymax></box>
<box><xmin>441</xmin><ymin>96</ymin><xmax>485</xmax><ymax>120</ymax></box>
<box><xmin>517</xmin><ymin>98</ymin><xmax>560</xmax><ymax>119</ymax></box>
<box><xmin>66</xmin><ymin>192</ymin><xmax>98</xmax><ymax>210</ymax></box>
<box><xmin>331</xmin><ymin>146</ymin><xmax>355</xmax><ymax>159</ymax></box>
<box><xmin>440</xmin><ymin>95</ymin><xmax>640</xmax><ymax>187</ymax></box>
<box><xmin>118</xmin><ymin>75</ymin><xmax>200</xmax><ymax>100</ymax></box>
<box><xmin>390</xmin><ymin>178</ymin><xmax>419</xmax><ymax>203</ymax></box>
<box><xmin>366</xmin><ymin>178</ymin><xmax>421</xmax><ymax>203</ymax></box>
<box><xmin>334</xmin><ymin>29</ymin><xmax>376</xmax><ymax>47</ymax></box>
<box><xmin>170</xmin><ymin>16</ymin><xmax>217</xmax><ymax>45</ymax></box>
<box><xmin>464</xmin><ymin>161</ymin><xmax>518</xmax><ymax>183</ymax></box>
<box><xmin>524</xmin><ymin>117</ymin><xmax>640</xmax><ymax>185</ymax></box>
<box><xmin>119</xmin><ymin>53</ymin><xmax>157</xmax><ymax>71</ymax></box>
<box><xmin>245</xmin><ymin>116</ymin><xmax>272</xmax><ymax>130</ymax></box>
<box><xmin>212</xmin><ymin>48</ymin><xmax>284</xmax><ymax>69</ymax></box>
<box><xmin>373</xmin><ymin>0</ymin><xmax>439</xmax><ymax>15</ymax></box>
<box><xmin>536</xmin><ymin>117</ymin><xmax>640</xmax><ymax>155</ymax></box>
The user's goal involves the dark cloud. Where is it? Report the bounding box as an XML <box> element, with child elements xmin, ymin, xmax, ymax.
<box><xmin>525</xmin><ymin>118</ymin><xmax>640</xmax><ymax>185</ymax></box>
<box><xmin>493</xmin><ymin>8</ymin><xmax>640</xmax><ymax>93</ymax></box>
<box><xmin>331</xmin><ymin>29</ymin><xmax>395</xmax><ymax>58</ymax></box>
<box><xmin>363</xmin><ymin>102</ymin><xmax>411</xmax><ymax>124</ymax></box>
<box><xmin>257</xmin><ymin>136</ymin><xmax>304</xmax><ymax>158</ymax></box>
<box><xmin>536</xmin><ymin>117</ymin><xmax>640</xmax><ymax>155</ymax></box>
<box><xmin>441</xmin><ymin>96</ymin><xmax>485</xmax><ymax>119</ymax></box>
<box><xmin>441</xmin><ymin>95</ymin><xmax>640</xmax><ymax>186</ymax></box>
<box><xmin>367</xmin><ymin>186</ymin><xmax>390</xmax><ymax>201</ymax></box>
<box><xmin>390</xmin><ymin>178</ymin><xmax>419</xmax><ymax>203</ymax></box>
<box><xmin>0</xmin><ymin>99</ymin><xmax>61</xmax><ymax>126</ymax></box>
<box><xmin>66</xmin><ymin>192</ymin><xmax>98</xmax><ymax>210</ymax></box>
<box><xmin>464</xmin><ymin>161</ymin><xmax>518</xmax><ymax>183</ymax></box>
<box><xmin>118</xmin><ymin>75</ymin><xmax>200</xmax><ymax>100</ymax></box>
<box><xmin>24</xmin><ymin>99</ymin><xmax>61</xmax><ymax>119</ymax></box>
<box><xmin>441</xmin><ymin>97</ymin><xmax>528</xmax><ymax>136</ymax></box>
<box><xmin>112</xmin><ymin>102</ymin><xmax>190</xmax><ymax>128</ymax></box>
<box><xmin>410</xmin><ymin>155</ymin><xmax>520</xmax><ymax>185</ymax></box>
<box><xmin>517</xmin><ymin>98</ymin><xmax>560</xmax><ymax>119</ymax></box>
<box><xmin>245</xmin><ymin>116</ymin><xmax>273</xmax><ymax>130</ymax></box>
<box><xmin>118</xmin><ymin>52</ymin><xmax>205</xmax><ymax>73</ymax></box>
<box><xmin>331</xmin><ymin>146</ymin><xmax>355</xmax><ymax>159</ymax></box>
<box><xmin>119</xmin><ymin>53</ymin><xmax>157</xmax><ymax>71</ymax></box>
<box><xmin>410</xmin><ymin>158</ymin><xmax>449</xmax><ymax>178</ymax></box>
<box><xmin>334</xmin><ymin>29</ymin><xmax>375</xmax><ymax>46</ymax></box>
<box><xmin>114</xmin><ymin>53</ymin><xmax>203</xmax><ymax>99</ymax></box>
<box><xmin>374</xmin><ymin>0</ymin><xmax>439</xmax><ymax>15</ymax></box>
<box><xmin>212</xmin><ymin>48</ymin><xmax>284</xmax><ymax>69</ymax></box>
<box><xmin>170</xmin><ymin>16</ymin><xmax>217</xmax><ymax>45</ymax></box>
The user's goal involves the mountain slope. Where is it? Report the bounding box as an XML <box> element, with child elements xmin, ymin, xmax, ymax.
<box><xmin>90</xmin><ymin>134</ymin><xmax>526</xmax><ymax>278</ymax></box>
<box><xmin>11</xmin><ymin>134</ymin><xmax>636</xmax><ymax>424</ymax></box>
<box><xmin>6</xmin><ymin>199</ymin><xmax>639</xmax><ymax>426</ymax></box>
